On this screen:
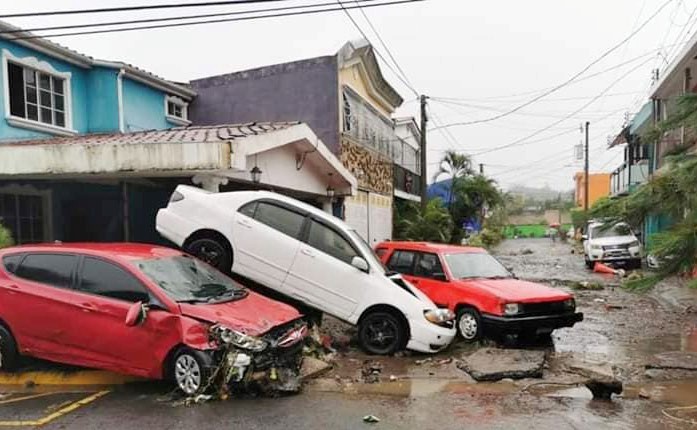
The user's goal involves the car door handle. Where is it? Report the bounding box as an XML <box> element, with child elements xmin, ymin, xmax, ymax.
<box><xmin>5</xmin><ymin>284</ymin><xmax>19</xmax><ymax>294</ymax></box>
<box><xmin>236</xmin><ymin>219</ymin><xmax>252</xmax><ymax>229</ymax></box>
<box><xmin>80</xmin><ymin>303</ymin><xmax>94</xmax><ymax>313</ymax></box>
<box><xmin>300</xmin><ymin>248</ymin><xmax>315</xmax><ymax>257</ymax></box>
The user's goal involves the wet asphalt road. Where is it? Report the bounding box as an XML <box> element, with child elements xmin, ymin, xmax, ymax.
<box><xmin>3</xmin><ymin>239</ymin><xmax>697</xmax><ymax>429</ymax></box>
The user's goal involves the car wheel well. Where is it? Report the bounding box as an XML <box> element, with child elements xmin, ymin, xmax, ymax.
<box><xmin>454</xmin><ymin>303</ymin><xmax>479</xmax><ymax>315</ymax></box>
<box><xmin>184</xmin><ymin>229</ymin><xmax>232</xmax><ymax>253</ymax></box>
<box><xmin>162</xmin><ymin>344</ymin><xmax>188</xmax><ymax>381</ymax></box>
<box><xmin>358</xmin><ymin>304</ymin><xmax>410</xmax><ymax>348</ymax></box>
<box><xmin>0</xmin><ymin>318</ymin><xmax>16</xmax><ymax>341</ymax></box>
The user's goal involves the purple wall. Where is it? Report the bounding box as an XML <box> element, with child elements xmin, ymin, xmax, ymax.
<box><xmin>189</xmin><ymin>56</ymin><xmax>341</xmax><ymax>154</ymax></box>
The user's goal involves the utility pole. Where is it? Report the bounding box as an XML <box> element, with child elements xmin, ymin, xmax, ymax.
<box><xmin>420</xmin><ymin>95</ymin><xmax>428</xmax><ymax>211</ymax></box>
<box><xmin>479</xmin><ymin>163</ymin><xmax>484</xmax><ymax>175</ymax></box>
<box><xmin>584</xmin><ymin>121</ymin><xmax>590</xmax><ymax>212</ymax></box>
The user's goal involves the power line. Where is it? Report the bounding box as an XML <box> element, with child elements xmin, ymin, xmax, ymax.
<box><xmin>3</xmin><ymin>0</ymin><xmax>424</xmax><ymax>41</ymax></box>
<box><xmin>429</xmin><ymin>0</ymin><xmax>674</xmax><ymax>130</ymax></box>
<box><xmin>432</xmin><ymin>91</ymin><xmax>644</xmax><ymax>104</ymax></box>
<box><xmin>0</xmin><ymin>0</ymin><xmax>293</xmax><ymax>18</ymax></box>
<box><xmin>350</xmin><ymin>0</ymin><xmax>416</xmax><ymax>91</ymax></box>
<box><xmin>335</xmin><ymin>0</ymin><xmax>420</xmax><ymax>96</ymax></box>
<box><xmin>0</xmin><ymin>0</ymin><xmax>385</xmax><ymax>36</ymax></box>
<box><xmin>468</xmin><ymin>57</ymin><xmax>654</xmax><ymax>157</ymax></box>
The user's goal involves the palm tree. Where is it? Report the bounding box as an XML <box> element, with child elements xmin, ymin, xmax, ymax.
<box><xmin>433</xmin><ymin>150</ymin><xmax>474</xmax><ymax>209</ymax></box>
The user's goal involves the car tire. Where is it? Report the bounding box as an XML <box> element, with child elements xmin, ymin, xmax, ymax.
<box><xmin>0</xmin><ymin>325</ymin><xmax>19</xmax><ymax>372</ymax></box>
<box><xmin>171</xmin><ymin>348</ymin><xmax>214</xmax><ymax>396</ymax></box>
<box><xmin>358</xmin><ymin>311</ymin><xmax>407</xmax><ymax>355</ymax></box>
<box><xmin>456</xmin><ymin>307</ymin><xmax>482</xmax><ymax>342</ymax></box>
<box><xmin>185</xmin><ymin>237</ymin><xmax>232</xmax><ymax>273</ymax></box>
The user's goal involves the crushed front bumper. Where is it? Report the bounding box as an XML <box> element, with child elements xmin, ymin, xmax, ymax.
<box><xmin>481</xmin><ymin>312</ymin><xmax>584</xmax><ymax>336</ymax></box>
<box><xmin>406</xmin><ymin>317</ymin><xmax>457</xmax><ymax>353</ymax></box>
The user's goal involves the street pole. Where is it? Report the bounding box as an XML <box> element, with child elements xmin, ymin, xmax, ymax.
<box><xmin>584</xmin><ymin>121</ymin><xmax>590</xmax><ymax>212</ymax></box>
<box><xmin>420</xmin><ymin>95</ymin><xmax>428</xmax><ymax>211</ymax></box>
<box><xmin>479</xmin><ymin>163</ymin><xmax>484</xmax><ymax>175</ymax></box>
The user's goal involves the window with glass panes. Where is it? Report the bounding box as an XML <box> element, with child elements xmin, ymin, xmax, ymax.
<box><xmin>7</xmin><ymin>62</ymin><xmax>66</xmax><ymax>128</ymax></box>
<box><xmin>0</xmin><ymin>193</ymin><xmax>46</xmax><ymax>244</ymax></box>
<box><xmin>167</xmin><ymin>101</ymin><xmax>184</xmax><ymax>119</ymax></box>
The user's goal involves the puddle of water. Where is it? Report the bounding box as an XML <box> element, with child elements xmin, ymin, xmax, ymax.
<box><xmin>625</xmin><ymin>379</ymin><xmax>697</xmax><ymax>406</ymax></box>
<box><xmin>308</xmin><ymin>378</ymin><xmax>519</xmax><ymax>398</ymax></box>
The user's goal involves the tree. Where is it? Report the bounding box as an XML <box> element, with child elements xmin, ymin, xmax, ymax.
<box><xmin>433</xmin><ymin>150</ymin><xmax>474</xmax><ymax>208</ymax></box>
<box><xmin>396</xmin><ymin>199</ymin><xmax>454</xmax><ymax>243</ymax></box>
<box><xmin>449</xmin><ymin>175</ymin><xmax>503</xmax><ymax>242</ymax></box>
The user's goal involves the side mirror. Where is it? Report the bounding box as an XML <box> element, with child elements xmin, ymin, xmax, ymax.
<box><xmin>433</xmin><ymin>272</ymin><xmax>448</xmax><ymax>282</ymax></box>
<box><xmin>351</xmin><ymin>256</ymin><xmax>369</xmax><ymax>272</ymax></box>
<box><xmin>581</xmin><ymin>235</ymin><xmax>588</xmax><ymax>241</ymax></box>
<box><xmin>125</xmin><ymin>301</ymin><xmax>148</xmax><ymax>327</ymax></box>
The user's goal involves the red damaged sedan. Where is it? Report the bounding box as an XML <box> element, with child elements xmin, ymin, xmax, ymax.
<box><xmin>0</xmin><ymin>243</ymin><xmax>307</xmax><ymax>395</ymax></box>
<box><xmin>375</xmin><ymin>242</ymin><xmax>583</xmax><ymax>342</ymax></box>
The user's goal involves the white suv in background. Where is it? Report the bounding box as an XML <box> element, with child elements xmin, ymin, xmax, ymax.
<box><xmin>156</xmin><ymin>185</ymin><xmax>456</xmax><ymax>355</ymax></box>
<box><xmin>583</xmin><ymin>221</ymin><xmax>643</xmax><ymax>269</ymax></box>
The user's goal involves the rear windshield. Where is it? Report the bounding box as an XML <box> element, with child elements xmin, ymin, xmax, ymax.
<box><xmin>133</xmin><ymin>255</ymin><xmax>247</xmax><ymax>304</ymax></box>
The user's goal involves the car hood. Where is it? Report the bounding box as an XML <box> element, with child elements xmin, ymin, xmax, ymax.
<box><xmin>454</xmin><ymin>278</ymin><xmax>571</xmax><ymax>303</ymax></box>
<box><xmin>589</xmin><ymin>236</ymin><xmax>638</xmax><ymax>246</ymax></box>
<box><xmin>178</xmin><ymin>291</ymin><xmax>302</xmax><ymax>337</ymax></box>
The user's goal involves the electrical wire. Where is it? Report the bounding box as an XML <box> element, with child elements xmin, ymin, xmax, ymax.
<box><xmin>350</xmin><ymin>0</ymin><xmax>416</xmax><ymax>92</ymax></box>
<box><xmin>467</xmin><ymin>57</ymin><xmax>654</xmax><ymax>157</ymax></box>
<box><xmin>335</xmin><ymin>0</ymin><xmax>420</xmax><ymax>96</ymax></box>
<box><xmin>4</xmin><ymin>0</ymin><xmax>424</xmax><ymax>41</ymax></box>
<box><xmin>428</xmin><ymin>0</ymin><xmax>674</xmax><ymax>129</ymax></box>
<box><xmin>0</xmin><ymin>0</ymin><xmax>289</xmax><ymax>18</ymax></box>
<box><xmin>0</xmin><ymin>0</ymin><xmax>385</xmax><ymax>36</ymax></box>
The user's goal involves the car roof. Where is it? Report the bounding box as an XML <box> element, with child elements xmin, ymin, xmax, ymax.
<box><xmin>0</xmin><ymin>242</ymin><xmax>184</xmax><ymax>261</ymax></box>
<box><xmin>197</xmin><ymin>187</ymin><xmax>356</xmax><ymax>233</ymax></box>
<box><xmin>376</xmin><ymin>241</ymin><xmax>486</xmax><ymax>254</ymax></box>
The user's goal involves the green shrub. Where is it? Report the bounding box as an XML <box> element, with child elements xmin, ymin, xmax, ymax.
<box><xmin>0</xmin><ymin>223</ymin><xmax>14</xmax><ymax>249</ymax></box>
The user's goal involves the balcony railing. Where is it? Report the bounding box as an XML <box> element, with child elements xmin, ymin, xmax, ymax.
<box><xmin>610</xmin><ymin>159</ymin><xmax>649</xmax><ymax>196</ymax></box>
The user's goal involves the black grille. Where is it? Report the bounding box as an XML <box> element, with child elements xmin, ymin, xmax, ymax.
<box><xmin>521</xmin><ymin>301</ymin><xmax>569</xmax><ymax>316</ymax></box>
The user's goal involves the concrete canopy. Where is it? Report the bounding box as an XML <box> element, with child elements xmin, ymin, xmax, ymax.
<box><xmin>0</xmin><ymin>122</ymin><xmax>357</xmax><ymax>197</ymax></box>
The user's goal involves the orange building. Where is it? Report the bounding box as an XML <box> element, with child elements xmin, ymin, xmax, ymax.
<box><xmin>574</xmin><ymin>172</ymin><xmax>611</xmax><ymax>208</ymax></box>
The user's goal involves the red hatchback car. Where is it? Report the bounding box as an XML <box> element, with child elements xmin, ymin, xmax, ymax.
<box><xmin>0</xmin><ymin>243</ymin><xmax>307</xmax><ymax>395</ymax></box>
<box><xmin>375</xmin><ymin>242</ymin><xmax>583</xmax><ymax>342</ymax></box>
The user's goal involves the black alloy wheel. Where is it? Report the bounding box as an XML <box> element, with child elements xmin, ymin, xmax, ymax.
<box><xmin>358</xmin><ymin>312</ymin><xmax>406</xmax><ymax>355</ymax></box>
<box><xmin>186</xmin><ymin>238</ymin><xmax>231</xmax><ymax>272</ymax></box>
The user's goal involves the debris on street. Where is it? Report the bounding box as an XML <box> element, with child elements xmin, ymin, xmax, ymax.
<box><xmin>363</xmin><ymin>415</ymin><xmax>380</xmax><ymax>423</ymax></box>
<box><xmin>300</xmin><ymin>357</ymin><xmax>332</xmax><ymax>381</ymax></box>
<box><xmin>646</xmin><ymin>351</ymin><xmax>697</xmax><ymax>372</ymax></box>
<box><xmin>361</xmin><ymin>361</ymin><xmax>383</xmax><ymax>384</ymax></box>
<box><xmin>572</xmin><ymin>281</ymin><xmax>604</xmax><ymax>290</ymax></box>
<box><xmin>562</xmin><ymin>357</ymin><xmax>623</xmax><ymax>400</ymax></box>
<box><xmin>457</xmin><ymin>348</ymin><xmax>546</xmax><ymax>381</ymax></box>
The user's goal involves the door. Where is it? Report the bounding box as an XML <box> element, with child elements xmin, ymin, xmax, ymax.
<box><xmin>231</xmin><ymin>200</ymin><xmax>306</xmax><ymax>290</ymax></box>
<box><xmin>0</xmin><ymin>253</ymin><xmax>86</xmax><ymax>361</ymax></box>
<box><xmin>285</xmin><ymin>218</ymin><xmax>366</xmax><ymax>319</ymax></box>
<box><xmin>385</xmin><ymin>250</ymin><xmax>449</xmax><ymax>307</ymax></box>
<box><xmin>409</xmin><ymin>252</ymin><xmax>450</xmax><ymax>308</ymax></box>
<box><xmin>71</xmin><ymin>256</ymin><xmax>179</xmax><ymax>376</ymax></box>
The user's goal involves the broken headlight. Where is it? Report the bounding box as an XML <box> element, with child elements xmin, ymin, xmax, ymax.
<box><xmin>210</xmin><ymin>324</ymin><xmax>268</xmax><ymax>352</ymax></box>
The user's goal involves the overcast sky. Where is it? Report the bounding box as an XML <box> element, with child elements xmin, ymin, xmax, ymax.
<box><xmin>3</xmin><ymin>0</ymin><xmax>694</xmax><ymax>191</ymax></box>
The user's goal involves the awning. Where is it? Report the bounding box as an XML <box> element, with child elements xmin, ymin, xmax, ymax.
<box><xmin>0</xmin><ymin>122</ymin><xmax>357</xmax><ymax>196</ymax></box>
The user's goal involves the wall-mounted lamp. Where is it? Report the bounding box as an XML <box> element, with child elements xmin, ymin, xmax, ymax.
<box><xmin>250</xmin><ymin>165</ymin><xmax>262</xmax><ymax>184</ymax></box>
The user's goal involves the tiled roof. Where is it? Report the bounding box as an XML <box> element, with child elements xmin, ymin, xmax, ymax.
<box><xmin>0</xmin><ymin>122</ymin><xmax>300</xmax><ymax>146</ymax></box>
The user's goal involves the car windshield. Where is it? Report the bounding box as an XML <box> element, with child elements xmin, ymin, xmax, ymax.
<box><xmin>444</xmin><ymin>252</ymin><xmax>511</xmax><ymax>279</ymax></box>
<box><xmin>348</xmin><ymin>230</ymin><xmax>386</xmax><ymax>273</ymax></box>
<box><xmin>591</xmin><ymin>223</ymin><xmax>632</xmax><ymax>239</ymax></box>
<box><xmin>134</xmin><ymin>255</ymin><xmax>247</xmax><ymax>303</ymax></box>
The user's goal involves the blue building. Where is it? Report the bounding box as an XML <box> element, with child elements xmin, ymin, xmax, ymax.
<box><xmin>0</xmin><ymin>21</ymin><xmax>355</xmax><ymax>244</ymax></box>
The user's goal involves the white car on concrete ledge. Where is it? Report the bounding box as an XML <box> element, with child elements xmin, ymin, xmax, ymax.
<box><xmin>156</xmin><ymin>185</ymin><xmax>456</xmax><ymax>355</ymax></box>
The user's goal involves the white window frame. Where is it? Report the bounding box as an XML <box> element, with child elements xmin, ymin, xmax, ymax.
<box><xmin>2</xmin><ymin>49</ymin><xmax>76</xmax><ymax>136</ymax></box>
<box><xmin>164</xmin><ymin>95</ymin><xmax>190</xmax><ymax>126</ymax></box>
